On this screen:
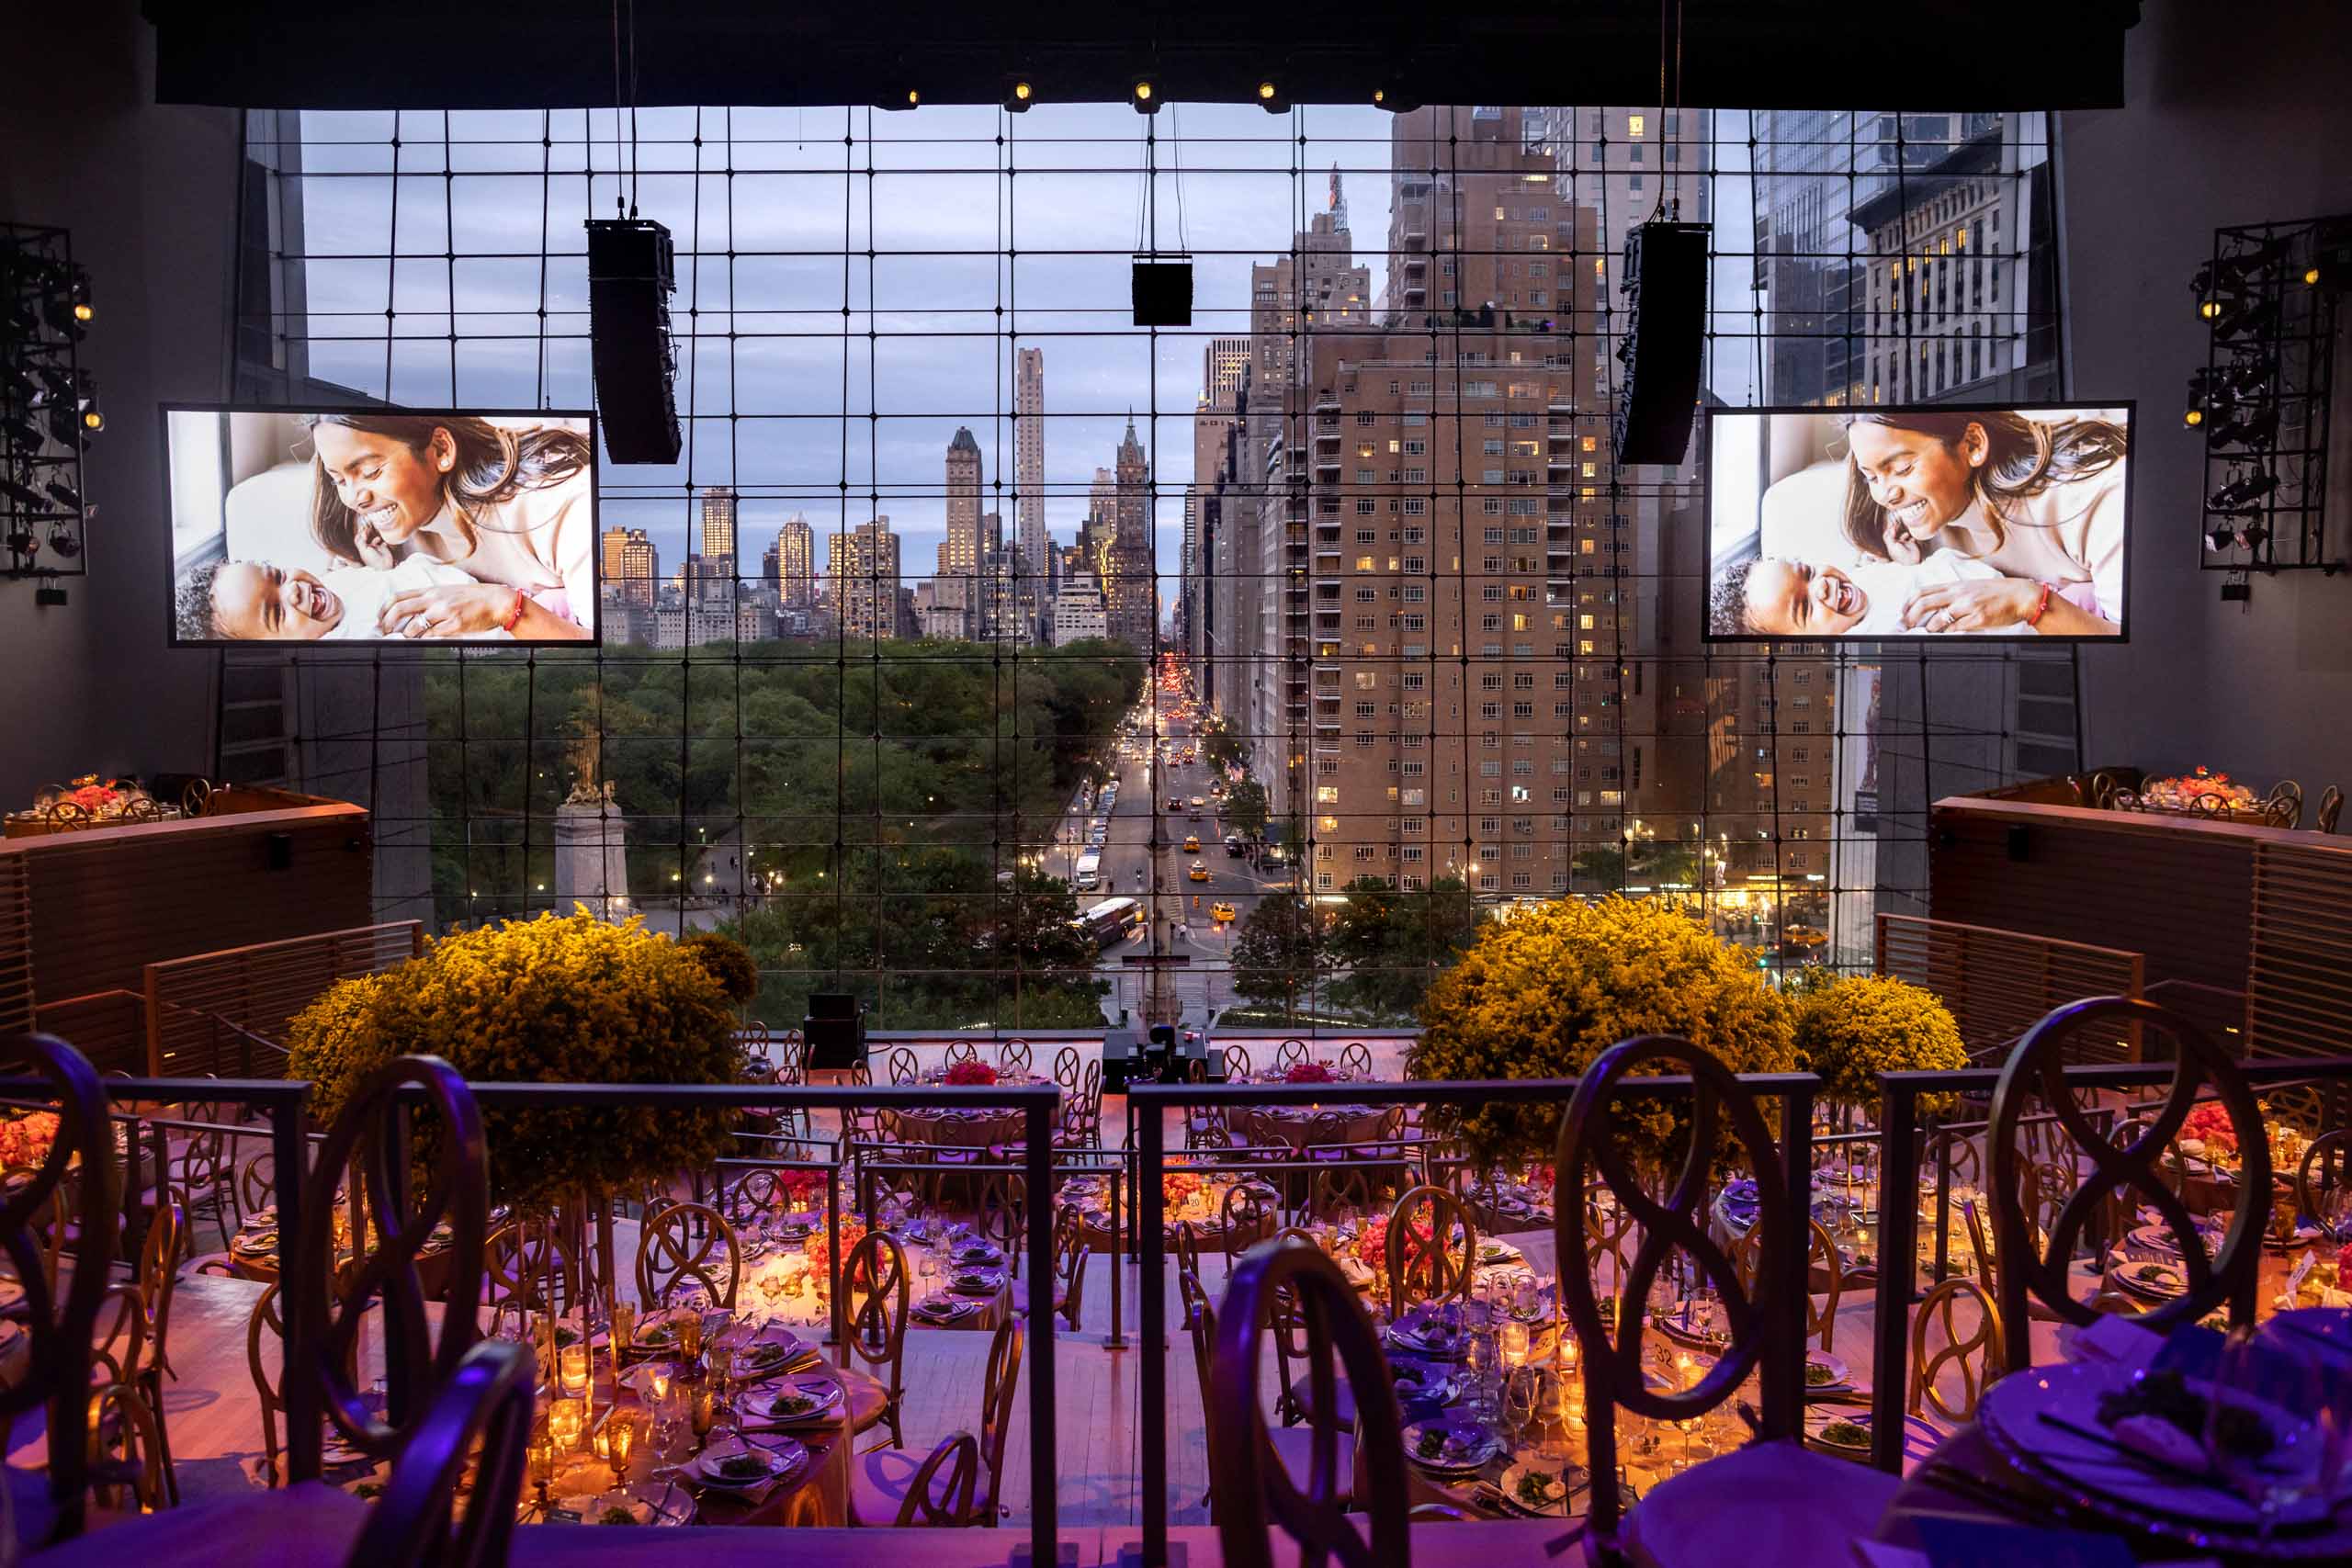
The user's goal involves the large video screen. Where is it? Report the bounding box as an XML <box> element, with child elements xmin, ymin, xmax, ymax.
<box><xmin>164</xmin><ymin>407</ymin><xmax>598</xmax><ymax>646</ymax></box>
<box><xmin>1703</xmin><ymin>403</ymin><xmax>2132</xmax><ymax>642</ymax></box>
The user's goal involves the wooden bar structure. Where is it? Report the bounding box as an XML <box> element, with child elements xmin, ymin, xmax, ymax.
<box><xmin>1929</xmin><ymin>794</ymin><xmax>2352</xmax><ymax>1061</ymax></box>
<box><xmin>1874</xmin><ymin>912</ymin><xmax>2143</xmax><ymax>1063</ymax></box>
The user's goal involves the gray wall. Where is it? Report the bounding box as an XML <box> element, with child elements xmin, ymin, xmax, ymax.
<box><xmin>2064</xmin><ymin>0</ymin><xmax>2352</xmax><ymax>786</ymax></box>
<box><xmin>0</xmin><ymin>1</ymin><xmax>237</xmax><ymax>807</ymax></box>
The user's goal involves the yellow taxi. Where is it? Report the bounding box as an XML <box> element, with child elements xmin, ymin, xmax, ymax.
<box><xmin>1182</xmin><ymin>835</ymin><xmax>1201</xmax><ymax>852</ymax></box>
<box><xmin>1210</xmin><ymin>901</ymin><xmax>1237</xmax><ymax>922</ymax></box>
<box><xmin>1188</xmin><ymin>861</ymin><xmax>1210</xmax><ymax>883</ymax></box>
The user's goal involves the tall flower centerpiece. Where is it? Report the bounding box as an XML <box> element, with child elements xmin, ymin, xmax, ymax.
<box><xmin>287</xmin><ymin>909</ymin><xmax>754</xmax><ymax>1210</ymax></box>
<box><xmin>1283</xmin><ymin>1060</ymin><xmax>1336</xmax><ymax>1086</ymax></box>
<box><xmin>943</xmin><ymin>1059</ymin><xmax>1001</xmax><ymax>1088</ymax></box>
<box><xmin>1786</xmin><ymin>969</ymin><xmax>1969</xmax><ymax>1115</ymax></box>
<box><xmin>1408</xmin><ymin>897</ymin><xmax>1796</xmax><ymax>1169</ymax></box>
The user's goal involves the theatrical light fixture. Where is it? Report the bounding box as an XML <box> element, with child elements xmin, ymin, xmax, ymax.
<box><xmin>2209</xmin><ymin>471</ymin><xmax>2279</xmax><ymax>512</ymax></box>
<box><xmin>1131</xmin><ymin>77</ymin><xmax>1159</xmax><ymax>114</ymax></box>
<box><xmin>42</xmin><ymin>479</ymin><xmax>84</xmax><ymax>513</ymax></box>
<box><xmin>69</xmin><ymin>269</ymin><xmax>92</xmax><ymax>322</ymax></box>
<box><xmin>2311</xmin><ymin>267</ymin><xmax>2325</xmax><ymax>286</ymax></box>
<box><xmin>2207</xmin><ymin>406</ymin><xmax>2278</xmax><ymax>450</ymax></box>
<box><xmin>2211</xmin><ymin>295</ymin><xmax>2281</xmax><ymax>342</ymax></box>
<box><xmin>1003</xmin><ymin>80</ymin><xmax>1033</xmax><ymax>112</ymax></box>
<box><xmin>2207</xmin><ymin>522</ymin><xmax>2240</xmax><ymax>552</ymax></box>
<box><xmin>1256</xmin><ymin>81</ymin><xmax>1286</xmax><ymax>114</ymax></box>
<box><xmin>1373</xmin><ymin>80</ymin><xmax>1419</xmax><ymax>113</ymax></box>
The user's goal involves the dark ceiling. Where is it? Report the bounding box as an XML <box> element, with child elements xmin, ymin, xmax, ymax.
<box><xmin>144</xmin><ymin>2</ymin><xmax>2140</xmax><ymax>113</ymax></box>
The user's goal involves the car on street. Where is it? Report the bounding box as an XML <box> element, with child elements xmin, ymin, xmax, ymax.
<box><xmin>1224</xmin><ymin>834</ymin><xmax>1248</xmax><ymax>856</ymax></box>
<box><xmin>1210</xmin><ymin>901</ymin><xmax>1236</xmax><ymax>922</ymax></box>
<box><xmin>1182</xmin><ymin>835</ymin><xmax>1200</xmax><ymax>852</ymax></box>
<box><xmin>1188</xmin><ymin>861</ymin><xmax>1210</xmax><ymax>883</ymax></box>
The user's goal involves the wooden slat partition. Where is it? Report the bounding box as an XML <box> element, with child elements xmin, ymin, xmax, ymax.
<box><xmin>2248</xmin><ymin>841</ymin><xmax>2352</xmax><ymax>1062</ymax></box>
<box><xmin>1874</xmin><ymin>912</ymin><xmax>2144</xmax><ymax>1063</ymax></box>
<box><xmin>0</xmin><ymin>852</ymin><xmax>30</xmax><ymax>1036</ymax></box>
<box><xmin>143</xmin><ymin>920</ymin><xmax>424</xmax><ymax>1076</ymax></box>
<box><xmin>31</xmin><ymin>988</ymin><xmax>150</xmax><ymax>1075</ymax></box>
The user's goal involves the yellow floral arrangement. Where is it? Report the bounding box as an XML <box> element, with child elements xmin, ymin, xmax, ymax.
<box><xmin>287</xmin><ymin>909</ymin><xmax>749</xmax><ymax>1206</ymax></box>
<box><xmin>1408</xmin><ymin>897</ymin><xmax>1795</xmax><ymax>1167</ymax></box>
<box><xmin>1788</xmin><ymin>970</ymin><xmax>1967</xmax><ymax>1112</ymax></box>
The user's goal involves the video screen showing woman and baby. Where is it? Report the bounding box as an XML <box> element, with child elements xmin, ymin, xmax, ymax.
<box><xmin>164</xmin><ymin>407</ymin><xmax>599</xmax><ymax>646</ymax></box>
<box><xmin>1702</xmin><ymin>403</ymin><xmax>2132</xmax><ymax>642</ymax></box>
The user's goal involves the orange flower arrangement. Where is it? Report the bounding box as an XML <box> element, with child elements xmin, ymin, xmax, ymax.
<box><xmin>0</xmin><ymin>1112</ymin><xmax>59</xmax><ymax>1169</ymax></box>
<box><xmin>803</xmin><ymin>1215</ymin><xmax>868</xmax><ymax>1280</ymax></box>
<box><xmin>2182</xmin><ymin>1102</ymin><xmax>2237</xmax><ymax>1156</ymax></box>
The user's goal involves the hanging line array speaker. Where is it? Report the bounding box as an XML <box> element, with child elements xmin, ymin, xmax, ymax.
<box><xmin>1611</xmin><ymin>220</ymin><xmax>1711</xmax><ymax>467</ymax></box>
<box><xmin>585</xmin><ymin>217</ymin><xmax>683</xmax><ymax>466</ymax></box>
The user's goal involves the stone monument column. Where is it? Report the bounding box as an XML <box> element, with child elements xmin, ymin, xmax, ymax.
<box><xmin>554</xmin><ymin>779</ymin><xmax>630</xmax><ymax>919</ymax></box>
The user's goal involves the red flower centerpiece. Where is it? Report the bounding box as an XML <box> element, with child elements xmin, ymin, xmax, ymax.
<box><xmin>944</xmin><ymin>1058</ymin><xmax>1000</xmax><ymax>1088</ymax></box>
<box><xmin>803</xmin><ymin>1214</ymin><xmax>868</xmax><ymax>1280</ymax></box>
<box><xmin>0</xmin><ymin>1112</ymin><xmax>59</xmax><ymax>1170</ymax></box>
<box><xmin>2182</xmin><ymin>1102</ymin><xmax>2237</xmax><ymax>1156</ymax></box>
<box><xmin>775</xmin><ymin>1168</ymin><xmax>828</xmax><ymax>1208</ymax></box>
<box><xmin>1284</xmin><ymin>1060</ymin><xmax>1336</xmax><ymax>1086</ymax></box>
<box><xmin>1163</xmin><ymin>1171</ymin><xmax>1206</xmax><ymax>1210</ymax></box>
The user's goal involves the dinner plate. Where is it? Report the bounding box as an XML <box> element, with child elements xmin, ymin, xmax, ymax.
<box><xmin>1386</xmin><ymin>1363</ymin><xmax>1460</xmax><ymax>1407</ymax></box>
<box><xmin>742</xmin><ymin>1378</ymin><xmax>843</xmax><ymax>1425</ymax></box>
<box><xmin>694</xmin><ymin>1438</ymin><xmax>802</xmax><ymax>1489</ymax></box>
<box><xmin>1474</xmin><ymin>1240</ymin><xmax>1523</xmax><ymax>1267</ymax></box>
<box><xmin>2112</xmin><ymin>1259</ymin><xmax>2187</xmax><ymax>1301</ymax></box>
<box><xmin>914</xmin><ymin>1292</ymin><xmax>982</xmax><ymax>1320</ymax></box>
<box><xmin>1802</xmin><ymin>1407</ymin><xmax>1873</xmax><ymax>1457</ymax></box>
<box><xmin>1402</xmin><ymin>1419</ymin><xmax>1500</xmax><ymax>1473</ymax></box>
<box><xmin>950</xmin><ymin>1271</ymin><xmax>1005</xmax><ymax>1296</ymax></box>
<box><xmin>1803</xmin><ymin>1349</ymin><xmax>1851</xmax><ymax>1393</ymax></box>
<box><xmin>1385</xmin><ymin>1317</ymin><xmax>1468</xmax><ymax>1359</ymax></box>
<box><xmin>953</xmin><ymin>1245</ymin><xmax>1003</xmax><ymax>1268</ymax></box>
<box><xmin>0</xmin><ymin>1279</ymin><xmax>23</xmax><ymax>1312</ymax></box>
<box><xmin>1497</xmin><ymin>1460</ymin><xmax>1577</xmax><ymax>1517</ymax></box>
<box><xmin>1981</xmin><ymin>1360</ymin><xmax>2337</xmax><ymax>1534</ymax></box>
<box><xmin>1653</xmin><ymin>1300</ymin><xmax>1731</xmax><ymax>1349</ymax></box>
<box><xmin>730</xmin><ymin>1336</ymin><xmax>801</xmax><ymax>1375</ymax></box>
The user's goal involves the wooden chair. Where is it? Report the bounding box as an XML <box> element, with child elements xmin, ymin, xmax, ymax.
<box><xmin>484</xmin><ymin>1214</ymin><xmax>578</xmax><ymax>1337</ymax></box>
<box><xmin>1221</xmin><ymin>1043</ymin><xmax>1253</xmax><ymax>1081</ymax></box>
<box><xmin>1271</xmin><ymin>1038</ymin><xmax>1310</xmax><ymax>1074</ymax></box>
<box><xmin>1922</xmin><ymin>1124</ymin><xmax>1982</xmax><ymax>1190</ymax></box>
<box><xmin>997</xmin><ymin>1039</ymin><xmax>1033</xmax><ymax>1077</ymax></box>
<box><xmin>1205</xmin><ymin>1242</ymin><xmax>1392</xmax><ymax>1562</ymax></box>
<box><xmin>1986</xmin><ymin>997</ymin><xmax>2270</xmax><ymax>1371</ymax></box>
<box><xmin>842</xmin><ymin>1228</ymin><xmax>910</xmax><ymax>1450</ymax></box>
<box><xmin>246</xmin><ymin>1282</ymin><xmax>288</xmax><ymax>1486</ymax></box>
<box><xmin>634</xmin><ymin>1201</ymin><xmax>741</xmax><ymax>1311</ymax></box>
<box><xmin>1582</xmin><ymin>1179</ymin><xmax>1638</xmax><ymax>1293</ymax></box>
<box><xmin>1172</xmin><ymin>1221</ymin><xmax>1206</xmax><ymax>1325</ymax></box>
<box><xmin>944</xmin><ymin>1041</ymin><xmax>980</xmax><ymax>1068</ymax></box>
<box><xmin>170</xmin><ymin>1122</ymin><xmax>239</xmax><ymax>1251</ymax></box>
<box><xmin>0</xmin><ymin>1032</ymin><xmax>120</xmax><ymax>1547</ymax></box>
<box><xmin>849</xmin><ymin>1312</ymin><xmax>1018</xmax><ymax>1528</ymax></box>
<box><xmin>238</xmin><ymin>1151</ymin><xmax>276</xmax><ymax>1219</ymax></box>
<box><xmin>92</xmin><ymin>1199</ymin><xmax>183</xmax><ymax>1503</ymax></box>
<box><xmin>1554</xmin><ymin>1034</ymin><xmax>1896</xmax><ymax>1566</ymax></box>
<box><xmin>1907</xmin><ymin>1274</ymin><xmax>2005</xmax><ymax>1424</ymax></box>
<box><xmin>849</xmin><ymin>1431</ymin><xmax>980</xmax><ymax>1526</ymax></box>
<box><xmin>1220</xmin><ymin>1181</ymin><xmax>1274</xmax><ymax>1274</ymax></box>
<box><xmin>1051</xmin><ymin>1046</ymin><xmax>1082</xmax><ymax>1093</ymax></box>
<box><xmin>2296</xmin><ymin>1127</ymin><xmax>2352</xmax><ymax>1241</ymax></box>
<box><xmin>885</xmin><ymin>1046</ymin><xmax>921</xmax><ymax>1085</ymax></box>
<box><xmin>1383</xmin><ymin>1183</ymin><xmax>1475</xmax><ymax>1320</ymax></box>
<box><xmin>82</xmin><ymin>1380</ymin><xmax>172</xmax><ymax>1518</ymax></box>
<box><xmin>1050</xmin><ymin>1205</ymin><xmax>1090</xmax><ymax>1332</ymax></box>
<box><xmin>976</xmin><ymin>1169</ymin><xmax>1027</xmax><ymax>1276</ymax></box>
<box><xmin>1185</xmin><ymin>1100</ymin><xmax>1232</xmax><ymax>1150</ymax></box>
<box><xmin>1307</xmin><ymin>1164</ymin><xmax>1373</xmax><ymax>1223</ymax></box>
<box><xmin>1335</xmin><ymin>1042</ymin><xmax>1374</xmax><ymax>1079</ymax></box>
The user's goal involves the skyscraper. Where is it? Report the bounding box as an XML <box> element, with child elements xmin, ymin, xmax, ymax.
<box><xmin>830</xmin><ymin>515</ymin><xmax>902</xmax><ymax>642</ymax></box>
<box><xmin>698</xmin><ymin>486</ymin><xmax>738</xmax><ymax>577</ymax></box>
<box><xmin>1014</xmin><ymin>349</ymin><xmax>1046</xmax><ymax>574</ymax></box>
<box><xmin>775</xmin><ymin>513</ymin><xmax>816</xmax><ymax>611</ymax></box>
<box><xmin>600</xmin><ymin>525</ymin><xmax>657</xmax><ymax>608</ymax></box>
<box><xmin>1103</xmin><ymin>417</ymin><xmax>1156</xmax><ymax>650</ymax></box>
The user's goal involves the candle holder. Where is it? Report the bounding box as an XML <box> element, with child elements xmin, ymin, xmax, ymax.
<box><xmin>548</xmin><ymin>1396</ymin><xmax>586</xmax><ymax>1452</ymax></box>
<box><xmin>560</xmin><ymin>1343</ymin><xmax>591</xmax><ymax>1395</ymax></box>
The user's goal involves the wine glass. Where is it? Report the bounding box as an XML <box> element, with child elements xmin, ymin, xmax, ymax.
<box><xmin>2207</xmin><ymin>1326</ymin><xmax>2345</xmax><ymax>1543</ymax></box>
<box><xmin>1502</xmin><ymin>1364</ymin><xmax>1541</xmax><ymax>1453</ymax></box>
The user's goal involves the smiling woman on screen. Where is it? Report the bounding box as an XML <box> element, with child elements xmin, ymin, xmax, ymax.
<box><xmin>1837</xmin><ymin>409</ymin><xmax>2127</xmax><ymax>636</ymax></box>
<box><xmin>302</xmin><ymin>412</ymin><xmax>594</xmax><ymax>640</ymax></box>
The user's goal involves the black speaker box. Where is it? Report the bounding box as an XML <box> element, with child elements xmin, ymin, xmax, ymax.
<box><xmin>1611</xmin><ymin>221</ymin><xmax>1711</xmax><ymax>467</ymax></box>
<box><xmin>1132</xmin><ymin>259</ymin><xmax>1193</xmax><ymax>327</ymax></box>
<box><xmin>585</xmin><ymin>218</ymin><xmax>683</xmax><ymax>466</ymax></box>
<box><xmin>802</xmin><ymin>991</ymin><xmax>865</xmax><ymax>1069</ymax></box>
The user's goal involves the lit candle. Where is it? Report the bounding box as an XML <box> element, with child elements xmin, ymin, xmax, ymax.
<box><xmin>1674</xmin><ymin>1352</ymin><xmax>1695</xmax><ymax>1390</ymax></box>
<box><xmin>647</xmin><ymin>1364</ymin><xmax>673</xmax><ymax>1403</ymax></box>
<box><xmin>560</xmin><ymin>1344</ymin><xmax>590</xmax><ymax>1395</ymax></box>
<box><xmin>548</xmin><ymin>1396</ymin><xmax>584</xmax><ymax>1451</ymax></box>
<box><xmin>1499</xmin><ymin>1320</ymin><xmax>1530</xmax><ymax>1369</ymax></box>
<box><xmin>608</xmin><ymin>1415</ymin><xmax>635</xmax><ymax>1482</ymax></box>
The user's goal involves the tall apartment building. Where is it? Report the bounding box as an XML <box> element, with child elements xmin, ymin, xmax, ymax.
<box><xmin>600</xmin><ymin>525</ymin><xmax>657</xmax><ymax>608</ymax></box>
<box><xmin>1102</xmin><ymin>418</ymin><xmax>1157</xmax><ymax>650</ymax></box>
<box><xmin>1052</xmin><ymin>570</ymin><xmax>1108</xmax><ymax>644</ymax></box>
<box><xmin>829</xmin><ymin>515</ymin><xmax>902</xmax><ymax>642</ymax></box>
<box><xmin>775</xmin><ymin>514</ymin><xmax>817</xmax><ymax>611</ymax></box>
<box><xmin>1185</xmin><ymin>335</ymin><xmax>1248</xmax><ymax>676</ymax></box>
<box><xmin>698</xmin><ymin>486</ymin><xmax>738</xmax><ymax>577</ymax></box>
<box><xmin>1014</xmin><ymin>349</ymin><xmax>1046</xmax><ymax>574</ymax></box>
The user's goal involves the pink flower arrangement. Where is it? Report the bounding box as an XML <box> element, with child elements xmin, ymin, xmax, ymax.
<box><xmin>774</xmin><ymin>1169</ymin><xmax>827</xmax><ymax>1206</ymax></box>
<box><xmin>944</xmin><ymin>1059</ymin><xmax>1000</xmax><ymax>1088</ymax></box>
<box><xmin>1163</xmin><ymin>1172</ymin><xmax>1205</xmax><ymax>1209</ymax></box>
<box><xmin>1283</xmin><ymin>1061</ymin><xmax>1336</xmax><ymax>1085</ymax></box>
<box><xmin>802</xmin><ymin>1215</ymin><xmax>867</xmax><ymax>1280</ymax></box>
<box><xmin>0</xmin><ymin>1112</ymin><xmax>59</xmax><ymax>1170</ymax></box>
<box><xmin>2338</xmin><ymin>1242</ymin><xmax>2352</xmax><ymax>1280</ymax></box>
<box><xmin>1351</xmin><ymin>1212</ymin><xmax>1431</xmax><ymax>1268</ymax></box>
<box><xmin>2182</xmin><ymin>1102</ymin><xmax>2237</xmax><ymax>1156</ymax></box>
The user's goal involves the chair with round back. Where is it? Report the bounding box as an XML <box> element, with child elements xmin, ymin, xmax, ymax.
<box><xmin>944</xmin><ymin>1041</ymin><xmax>980</xmax><ymax>1068</ymax></box>
<box><xmin>1051</xmin><ymin>1045</ymin><xmax>1081</xmax><ymax>1093</ymax></box>
<box><xmin>634</xmin><ymin>1201</ymin><xmax>742</xmax><ymax>1311</ymax></box>
<box><xmin>850</xmin><ymin>1431</ymin><xmax>980</xmax><ymax>1527</ymax></box>
<box><xmin>1207</xmin><ymin>1240</ymin><xmax>1396</xmax><ymax>1565</ymax></box>
<box><xmin>81</xmin><ymin>1380</ymin><xmax>172</xmax><ymax>1519</ymax></box>
<box><xmin>886</xmin><ymin>1046</ymin><xmax>921</xmax><ymax>1085</ymax></box>
<box><xmin>2297</xmin><ymin>1127</ymin><xmax>2352</xmax><ymax>1242</ymax></box>
<box><xmin>246</xmin><ymin>1281</ymin><xmax>287</xmax><ymax>1486</ymax></box>
<box><xmin>2318</xmin><ymin>784</ymin><xmax>2345</xmax><ymax>835</ymax></box>
<box><xmin>997</xmin><ymin>1039</ymin><xmax>1033</xmax><ymax>1077</ymax></box>
<box><xmin>1</xmin><ymin>1033</ymin><xmax>120</xmax><ymax>1547</ymax></box>
<box><xmin>1308</xmin><ymin>1164</ymin><xmax>1373</xmax><ymax>1224</ymax></box>
<box><xmin>292</xmin><ymin>1055</ymin><xmax>491</xmax><ymax>1473</ymax></box>
<box><xmin>1335</xmin><ymin>1042</ymin><xmax>1374</xmax><ymax>1080</ymax></box>
<box><xmin>1581</xmin><ymin>1179</ymin><xmax>1638</xmax><ymax>1294</ymax></box>
<box><xmin>1907</xmin><ymin>1274</ymin><xmax>2006</xmax><ymax>1425</ymax></box>
<box><xmin>1222</xmin><ymin>1043</ymin><xmax>1253</xmax><ymax>1081</ymax></box>
<box><xmin>1219</xmin><ymin>1181</ymin><xmax>1274</xmax><ymax>1273</ymax></box>
<box><xmin>91</xmin><ymin>1198</ymin><xmax>184</xmax><ymax>1502</ymax></box>
<box><xmin>484</xmin><ymin>1214</ymin><xmax>575</xmax><ymax>1337</ymax></box>
<box><xmin>1985</xmin><ymin>997</ymin><xmax>2270</xmax><ymax>1371</ymax></box>
<box><xmin>1383</xmin><ymin>1183</ymin><xmax>1475</xmax><ymax>1320</ymax></box>
<box><xmin>1553</xmin><ymin>1033</ymin><xmax>1896</xmax><ymax>1567</ymax></box>
<box><xmin>1050</xmin><ymin>1205</ymin><xmax>1091</xmax><ymax>1332</ymax></box>
<box><xmin>1271</xmin><ymin>1039</ymin><xmax>1310</xmax><ymax>1074</ymax></box>
<box><xmin>843</xmin><ymin>1228</ymin><xmax>911</xmax><ymax>1449</ymax></box>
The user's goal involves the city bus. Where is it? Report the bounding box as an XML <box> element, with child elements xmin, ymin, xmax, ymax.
<box><xmin>1073</xmin><ymin>851</ymin><xmax>1102</xmax><ymax>892</ymax></box>
<box><xmin>1074</xmin><ymin>897</ymin><xmax>1144</xmax><ymax>947</ymax></box>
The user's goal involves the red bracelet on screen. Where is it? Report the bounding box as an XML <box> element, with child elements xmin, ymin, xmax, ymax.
<box><xmin>2025</xmin><ymin>582</ymin><xmax>2052</xmax><ymax>628</ymax></box>
<box><xmin>501</xmin><ymin>590</ymin><xmax>527</xmax><ymax>633</ymax></box>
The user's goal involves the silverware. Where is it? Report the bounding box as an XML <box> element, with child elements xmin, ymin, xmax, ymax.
<box><xmin>2034</xmin><ymin>1411</ymin><xmax>2212</xmax><ymax>1486</ymax></box>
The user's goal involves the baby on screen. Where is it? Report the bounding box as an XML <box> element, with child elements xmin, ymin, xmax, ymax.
<box><xmin>1711</xmin><ymin>551</ymin><xmax>2007</xmax><ymax>637</ymax></box>
<box><xmin>177</xmin><ymin>554</ymin><xmax>511</xmax><ymax>641</ymax></box>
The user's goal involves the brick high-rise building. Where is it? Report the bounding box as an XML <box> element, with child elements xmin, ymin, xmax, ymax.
<box><xmin>1014</xmin><ymin>349</ymin><xmax>1046</xmax><ymax>574</ymax></box>
<box><xmin>601</xmin><ymin>525</ymin><xmax>657</xmax><ymax>608</ymax></box>
<box><xmin>1102</xmin><ymin>418</ymin><xmax>1156</xmax><ymax>650</ymax></box>
<box><xmin>830</xmin><ymin>515</ymin><xmax>902</xmax><ymax>643</ymax></box>
<box><xmin>698</xmin><ymin>486</ymin><xmax>738</xmax><ymax>578</ymax></box>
